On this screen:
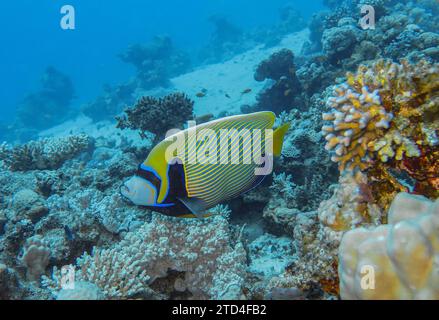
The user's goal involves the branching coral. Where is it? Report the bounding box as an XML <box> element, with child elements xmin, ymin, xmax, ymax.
<box><xmin>43</xmin><ymin>214</ymin><xmax>246</xmax><ymax>300</ymax></box>
<box><xmin>0</xmin><ymin>134</ymin><xmax>90</xmax><ymax>171</ymax></box>
<box><xmin>322</xmin><ymin>59</ymin><xmax>438</xmax><ymax>200</ymax></box>
<box><xmin>339</xmin><ymin>192</ymin><xmax>439</xmax><ymax>299</ymax></box>
<box><xmin>116</xmin><ymin>93</ymin><xmax>194</xmax><ymax>140</ymax></box>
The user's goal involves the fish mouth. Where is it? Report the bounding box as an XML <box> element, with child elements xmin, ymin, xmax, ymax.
<box><xmin>119</xmin><ymin>182</ymin><xmax>133</xmax><ymax>204</ymax></box>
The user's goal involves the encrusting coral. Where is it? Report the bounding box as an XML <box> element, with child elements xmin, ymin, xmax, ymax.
<box><xmin>322</xmin><ymin>59</ymin><xmax>438</xmax><ymax>203</ymax></box>
<box><xmin>339</xmin><ymin>192</ymin><xmax>439</xmax><ymax>299</ymax></box>
<box><xmin>318</xmin><ymin>172</ymin><xmax>383</xmax><ymax>232</ymax></box>
<box><xmin>0</xmin><ymin>134</ymin><xmax>91</xmax><ymax>171</ymax></box>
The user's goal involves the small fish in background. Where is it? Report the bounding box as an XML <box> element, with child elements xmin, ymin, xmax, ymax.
<box><xmin>241</xmin><ymin>88</ymin><xmax>252</xmax><ymax>94</ymax></box>
<box><xmin>194</xmin><ymin>113</ymin><xmax>214</xmax><ymax>124</ymax></box>
<box><xmin>284</xmin><ymin>89</ymin><xmax>292</xmax><ymax>96</ymax></box>
<box><xmin>225</xmin><ymin>93</ymin><xmax>231</xmax><ymax>99</ymax></box>
<box><xmin>120</xmin><ymin>111</ymin><xmax>290</xmax><ymax>218</ymax></box>
<box><xmin>195</xmin><ymin>92</ymin><xmax>206</xmax><ymax>98</ymax></box>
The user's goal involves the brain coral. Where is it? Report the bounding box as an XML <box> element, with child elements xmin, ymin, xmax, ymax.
<box><xmin>322</xmin><ymin>59</ymin><xmax>438</xmax><ymax>199</ymax></box>
<box><xmin>339</xmin><ymin>192</ymin><xmax>439</xmax><ymax>299</ymax></box>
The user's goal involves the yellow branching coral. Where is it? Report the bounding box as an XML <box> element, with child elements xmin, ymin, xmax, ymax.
<box><xmin>323</xmin><ymin>59</ymin><xmax>438</xmax><ymax>200</ymax></box>
<box><xmin>339</xmin><ymin>192</ymin><xmax>439</xmax><ymax>300</ymax></box>
<box><xmin>323</xmin><ymin>84</ymin><xmax>393</xmax><ymax>171</ymax></box>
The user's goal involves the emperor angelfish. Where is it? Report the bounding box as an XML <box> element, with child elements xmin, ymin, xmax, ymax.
<box><xmin>120</xmin><ymin>111</ymin><xmax>290</xmax><ymax>218</ymax></box>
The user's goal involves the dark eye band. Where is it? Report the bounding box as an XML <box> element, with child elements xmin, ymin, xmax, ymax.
<box><xmin>136</xmin><ymin>165</ymin><xmax>161</xmax><ymax>191</ymax></box>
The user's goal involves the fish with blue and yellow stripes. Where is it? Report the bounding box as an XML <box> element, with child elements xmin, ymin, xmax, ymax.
<box><xmin>120</xmin><ymin>111</ymin><xmax>289</xmax><ymax>218</ymax></box>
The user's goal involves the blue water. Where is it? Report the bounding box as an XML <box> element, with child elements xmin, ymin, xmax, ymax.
<box><xmin>0</xmin><ymin>0</ymin><xmax>324</xmax><ymax>124</ymax></box>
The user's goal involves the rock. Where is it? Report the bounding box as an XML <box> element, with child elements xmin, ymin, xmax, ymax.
<box><xmin>10</xmin><ymin>189</ymin><xmax>48</xmax><ymax>223</ymax></box>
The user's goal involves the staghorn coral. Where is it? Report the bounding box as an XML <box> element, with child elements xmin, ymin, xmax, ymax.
<box><xmin>43</xmin><ymin>213</ymin><xmax>247</xmax><ymax>300</ymax></box>
<box><xmin>0</xmin><ymin>134</ymin><xmax>91</xmax><ymax>171</ymax></box>
<box><xmin>322</xmin><ymin>59</ymin><xmax>438</xmax><ymax>200</ymax></box>
<box><xmin>339</xmin><ymin>192</ymin><xmax>439</xmax><ymax>299</ymax></box>
<box><xmin>116</xmin><ymin>92</ymin><xmax>194</xmax><ymax>141</ymax></box>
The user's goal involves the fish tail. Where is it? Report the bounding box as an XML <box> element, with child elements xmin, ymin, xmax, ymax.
<box><xmin>273</xmin><ymin>122</ymin><xmax>290</xmax><ymax>157</ymax></box>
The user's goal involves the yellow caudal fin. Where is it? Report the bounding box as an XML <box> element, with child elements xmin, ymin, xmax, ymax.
<box><xmin>273</xmin><ymin>123</ymin><xmax>290</xmax><ymax>157</ymax></box>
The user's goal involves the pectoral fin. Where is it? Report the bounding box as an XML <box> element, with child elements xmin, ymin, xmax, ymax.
<box><xmin>177</xmin><ymin>197</ymin><xmax>207</xmax><ymax>219</ymax></box>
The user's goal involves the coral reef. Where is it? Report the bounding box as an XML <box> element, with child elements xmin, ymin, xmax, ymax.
<box><xmin>260</xmin><ymin>100</ymin><xmax>339</xmax><ymax>236</ymax></box>
<box><xmin>322</xmin><ymin>59</ymin><xmax>438</xmax><ymax>202</ymax></box>
<box><xmin>43</xmin><ymin>214</ymin><xmax>247</xmax><ymax>300</ymax></box>
<box><xmin>119</xmin><ymin>35</ymin><xmax>191</xmax><ymax>89</ymax></box>
<box><xmin>276</xmin><ymin>4</ymin><xmax>306</xmax><ymax>35</ymax></box>
<box><xmin>339</xmin><ymin>192</ymin><xmax>439</xmax><ymax>299</ymax></box>
<box><xmin>1</xmin><ymin>0</ymin><xmax>438</xmax><ymax>301</ymax></box>
<box><xmin>248</xmin><ymin>234</ymin><xmax>295</xmax><ymax>279</ymax></box>
<box><xmin>16</xmin><ymin>67</ymin><xmax>75</xmax><ymax>132</ymax></box>
<box><xmin>19</xmin><ymin>235</ymin><xmax>51</xmax><ymax>282</ymax></box>
<box><xmin>250</xmin><ymin>49</ymin><xmax>303</xmax><ymax>113</ymax></box>
<box><xmin>81</xmin><ymin>36</ymin><xmax>190</xmax><ymax>122</ymax></box>
<box><xmin>318</xmin><ymin>172</ymin><xmax>382</xmax><ymax>232</ymax></box>
<box><xmin>267</xmin><ymin>210</ymin><xmax>341</xmax><ymax>299</ymax></box>
<box><xmin>81</xmin><ymin>82</ymin><xmax>137</xmax><ymax>122</ymax></box>
<box><xmin>198</xmin><ymin>15</ymin><xmax>247</xmax><ymax>64</ymax></box>
<box><xmin>0</xmin><ymin>126</ymin><xmax>153</xmax><ymax>299</ymax></box>
<box><xmin>0</xmin><ymin>134</ymin><xmax>91</xmax><ymax>171</ymax></box>
<box><xmin>116</xmin><ymin>92</ymin><xmax>194</xmax><ymax>141</ymax></box>
<box><xmin>299</xmin><ymin>0</ymin><xmax>439</xmax><ymax>102</ymax></box>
